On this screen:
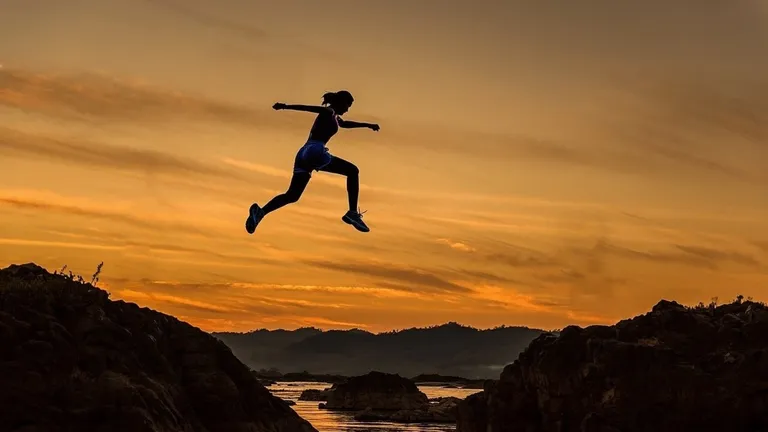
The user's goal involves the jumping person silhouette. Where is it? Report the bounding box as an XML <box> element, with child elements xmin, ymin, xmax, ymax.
<box><xmin>245</xmin><ymin>90</ymin><xmax>379</xmax><ymax>234</ymax></box>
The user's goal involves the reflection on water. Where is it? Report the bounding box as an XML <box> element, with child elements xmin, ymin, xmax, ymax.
<box><xmin>268</xmin><ymin>381</ymin><xmax>480</xmax><ymax>432</ymax></box>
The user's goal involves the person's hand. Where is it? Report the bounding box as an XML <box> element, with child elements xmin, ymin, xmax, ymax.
<box><xmin>273</xmin><ymin>102</ymin><xmax>286</xmax><ymax>110</ymax></box>
<box><xmin>369</xmin><ymin>124</ymin><xmax>380</xmax><ymax>132</ymax></box>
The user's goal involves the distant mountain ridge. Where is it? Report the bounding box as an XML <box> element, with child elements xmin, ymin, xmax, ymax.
<box><xmin>213</xmin><ymin>322</ymin><xmax>546</xmax><ymax>379</ymax></box>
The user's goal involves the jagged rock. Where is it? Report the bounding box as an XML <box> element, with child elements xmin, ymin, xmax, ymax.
<box><xmin>0</xmin><ymin>263</ymin><xmax>317</xmax><ymax>432</ymax></box>
<box><xmin>353</xmin><ymin>396</ymin><xmax>461</xmax><ymax>424</ymax></box>
<box><xmin>324</xmin><ymin>371</ymin><xmax>429</xmax><ymax>411</ymax></box>
<box><xmin>457</xmin><ymin>298</ymin><xmax>768</xmax><ymax>432</ymax></box>
<box><xmin>298</xmin><ymin>388</ymin><xmax>333</xmax><ymax>401</ymax></box>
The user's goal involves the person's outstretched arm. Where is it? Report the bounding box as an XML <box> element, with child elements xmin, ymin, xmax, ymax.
<box><xmin>338</xmin><ymin>118</ymin><xmax>380</xmax><ymax>131</ymax></box>
<box><xmin>273</xmin><ymin>102</ymin><xmax>332</xmax><ymax>114</ymax></box>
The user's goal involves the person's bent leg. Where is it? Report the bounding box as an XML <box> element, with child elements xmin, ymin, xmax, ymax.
<box><xmin>262</xmin><ymin>172</ymin><xmax>311</xmax><ymax>214</ymax></box>
<box><xmin>318</xmin><ymin>156</ymin><xmax>368</xmax><ymax>232</ymax></box>
<box><xmin>319</xmin><ymin>156</ymin><xmax>359</xmax><ymax>213</ymax></box>
<box><xmin>246</xmin><ymin>172</ymin><xmax>310</xmax><ymax>234</ymax></box>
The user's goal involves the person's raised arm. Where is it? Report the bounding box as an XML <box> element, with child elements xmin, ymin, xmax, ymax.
<box><xmin>273</xmin><ymin>102</ymin><xmax>332</xmax><ymax>114</ymax></box>
<box><xmin>338</xmin><ymin>118</ymin><xmax>380</xmax><ymax>131</ymax></box>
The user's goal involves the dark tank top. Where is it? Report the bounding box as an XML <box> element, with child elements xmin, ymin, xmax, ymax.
<box><xmin>307</xmin><ymin>109</ymin><xmax>339</xmax><ymax>144</ymax></box>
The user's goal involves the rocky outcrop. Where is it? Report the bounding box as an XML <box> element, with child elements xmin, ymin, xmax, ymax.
<box><xmin>354</xmin><ymin>396</ymin><xmax>461</xmax><ymax>424</ymax></box>
<box><xmin>0</xmin><ymin>263</ymin><xmax>317</xmax><ymax>432</ymax></box>
<box><xmin>457</xmin><ymin>298</ymin><xmax>768</xmax><ymax>432</ymax></box>
<box><xmin>324</xmin><ymin>371</ymin><xmax>429</xmax><ymax>411</ymax></box>
<box><xmin>298</xmin><ymin>388</ymin><xmax>333</xmax><ymax>401</ymax></box>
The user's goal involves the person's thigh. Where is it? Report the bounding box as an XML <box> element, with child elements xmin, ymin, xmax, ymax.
<box><xmin>318</xmin><ymin>155</ymin><xmax>357</xmax><ymax>176</ymax></box>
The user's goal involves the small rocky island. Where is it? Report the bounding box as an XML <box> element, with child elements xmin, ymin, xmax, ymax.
<box><xmin>296</xmin><ymin>371</ymin><xmax>462</xmax><ymax>424</ymax></box>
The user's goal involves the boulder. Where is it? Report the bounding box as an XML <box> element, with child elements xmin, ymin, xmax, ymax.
<box><xmin>0</xmin><ymin>263</ymin><xmax>316</xmax><ymax>432</ymax></box>
<box><xmin>457</xmin><ymin>298</ymin><xmax>768</xmax><ymax>432</ymax></box>
<box><xmin>298</xmin><ymin>388</ymin><xmax>333</xmax><ymax>401</ymax></box>
<box><xmin>353</xmin><ymin>396</ymin><xmax>461</xmax><ymax>424</ymax></box>
<box><xmin>324</xmin><ymin>371</ymin><xmax>429</xmax><ymax>411</ymax></box>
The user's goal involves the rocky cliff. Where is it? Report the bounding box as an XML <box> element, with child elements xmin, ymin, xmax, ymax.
<box><xmin>0</xmin><ymin>263</ymin><xmax>317</xmax><ymax>432</ymax></box>
<box><xmin>457</xmin><ymin>298</ymin><xmax>768</xmax><ymax>432</ymax></box>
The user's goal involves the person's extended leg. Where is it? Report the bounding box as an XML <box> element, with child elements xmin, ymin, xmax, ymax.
<box><xmin>245</xmin><ymin>172</ymin><xmax>310</xmax><ymax>234</ymax></box>
<box><xmin>318</xmin><ymin>156</ymin><xmax>369</xmax><ymax>232</ymax></box>
<box><xmin>262</xmin><ymin>172</ymin><xmax>311</xmax><ymax>214</ymax></box>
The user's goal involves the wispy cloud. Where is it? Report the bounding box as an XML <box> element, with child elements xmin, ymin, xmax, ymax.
<box><xmin>374</xmin><ymin>77</ymin><xmax>768</xmax><ymax>185</ymax></box>
<box><xmin>0</xmin><ymin>68</ymin><xmax>293</xmax><ymax>129</ymax></box>
<box><xmin>140</xmin><ymin>0</ymin><xmax>345</xmax><ymax>62</ymax></box>
<box><xmin>112</xmin><ymin>278</ymin><xmax>373</xmax><ymax>332</ymax></box>
<box><xmin>0</xmin><ymin>193</ymin><xmax>220</xmax><ymax>239</ymax></box>
<box><xmin>118</xmin><ymin>289</ymin><xmax>233</xmax><ymax>314</ymax></box>
<box><xmin>142</xmin><ymin>0</ymin><xmax>268</xmax><ymax>40</ymax></box>
<box><xmin>605</xmin><ymin>79</ymin><xmax>768</xmax><ymax>184</ymax></box>
<box><xmin>0</xmin><ymin>127</ymin><xmax>248</xmax><ymax>182</ymax></box>
<box><xmin>754</xmin><ymin>241</ymin><xmax>768</xmax><ymax>253</ymax></box>
<box><xmin>572</xmin><ymin>238</ymin><xmax>762</xmax><ymax>271</ymax></box>
<box><xmin>0</xmin><ymin>237</ymin><xmax>123</xmax><ymax>251</ymax></box>
<box><xmin>435</xmin><ymin>238</ymin><xmax>476</xmax><ymax>252</ymax></box>
<box><xmin>230</xmin><ymin>282</ymin><xmax>421</xmax><ymax>299</ymax></box>
<box><xmin>674</xmin><ymin>244</ymin><xmax>761</xmax><ymax>267</ymax></box>
<box><xmin>303</xmin><ymin>259</ymin><xmax>473</xmax><ymax>294</ymax></box>
<box><xmin>383</xmin><ymin>126</ymin><xmax>650</xmax><ymax>176</ymax></box>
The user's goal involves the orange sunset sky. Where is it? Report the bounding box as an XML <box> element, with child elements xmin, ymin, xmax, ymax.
<box><xmin>1</xmin><ymin>0</ymin><xmax>767</xmax><ymax>333</ymax></box>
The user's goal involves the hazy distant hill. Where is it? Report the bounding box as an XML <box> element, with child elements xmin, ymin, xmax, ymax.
<box><xmin>213</xmin><ymin>322</ymin><xmax>546</xmax><ymax>379</ymax></box>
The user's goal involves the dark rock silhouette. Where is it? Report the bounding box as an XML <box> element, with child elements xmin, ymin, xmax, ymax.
<box><xmin>298</xmin><ymin>388</ymin><xmax>334</xmax><ymax>402</ymax></box>
<box><xmin>354</xmin><ymin>395</ymin><xmax>460</xmax><ymax>423</ymax></box>
<box><xmin>214</xmin><ymin>322</ymin><xmax>544</xmax><ymax>379</ymax></box>
<box><xmin>411</xmin><ymin>373</ymin><xmax>488</xmax><ymax>389</ymax></box>
<box><xmin>456</xmin><ymin>298</ymin><xmax>768</xmax><ymax>432</ymax></box>
<box><xmin>0</xmin><ymin>263</ymin><xmax>317</xmax><ymax>432</ymax></box>
<box><xmin>324</xmin><ymin>371</ymin><xmax>429</xmax><ymax>411</ymax></box>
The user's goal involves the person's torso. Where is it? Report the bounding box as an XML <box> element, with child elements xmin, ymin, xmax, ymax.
<box><xmin>307</xmin><ymin>111</ymin><xmax>339</xmax><ymax>144</ymax></box>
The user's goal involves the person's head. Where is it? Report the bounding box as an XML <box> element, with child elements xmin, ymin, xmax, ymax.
<box><xmin>322</xmin><ymin>90</ymin><xmax>354</xmax><ymax>115</ymax></box>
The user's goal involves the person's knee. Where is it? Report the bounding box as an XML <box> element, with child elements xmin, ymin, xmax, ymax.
<box><xmin>347</xmin><ymin>163</ymin><xmax>360</xmax><ymax>177</ymax></box>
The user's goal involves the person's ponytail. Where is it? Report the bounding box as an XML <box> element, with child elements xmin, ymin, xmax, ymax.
<box><xmin>321</xmin><ymin>92</ymin><xmax>337</xmax><ymax>106</ymax></box>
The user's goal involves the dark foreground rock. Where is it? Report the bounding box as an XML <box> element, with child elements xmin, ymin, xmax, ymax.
<box><xmin>457</xmin><ymin>298</ymin><xmax>768</xmax><ymax>432</ymax></box>
<box><xmin>0</xmin><ymin>263</ymin><xmax>317</xmax><ymax>432</ymax></box>
<box><xmin>324</xmin><ymin>371</ymin><xmax>429</xmax><ymax>411</ymax></box>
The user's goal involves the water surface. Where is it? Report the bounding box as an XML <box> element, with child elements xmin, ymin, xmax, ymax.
<box><xmin>268</xmin><ymin>381</ymin><xmax>479</xmax><ymax>432</ymax></box>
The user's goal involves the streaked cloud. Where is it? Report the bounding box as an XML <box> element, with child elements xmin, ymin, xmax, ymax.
<box><xmin>0</xmin><ymin>68</ymin><xmax>292</xmax><ymax>129</ymax></box>
<box><xmin>303</xmin><ymin>259</ymin><xmax>473</xmax><ymax>294</ymax></box>
<box><xmin>754</xmin><ymin>241</ymin><xmax>768</xmax><ymax>253</ymax></box>
<box><xmin>142</xmin><ymin>0</ymin><xmax>268</xmax><ymax>40</ymax></box>
<box><xmin>673</xmin><ymin>244</ymin><xmax>761</xmax><ymax>268</ymax></box>
<box><xmin>572</xmin><ymin>238</ymin><xmax>763</xmax><ymax>271</ymax></box>
<box><xmin>436</xmin><ymin>238</ymin><xmax>476</xmax><ymax>252</ymax></box>
<box><xmin>0</xmin><ymin>127</ymin><xmax>248</xmax><ymax>182</ymax></box>
<box><xmin>0</xmin><ymin>194</ymin><xmax>218</xmax><ymax>238</ymax></box>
